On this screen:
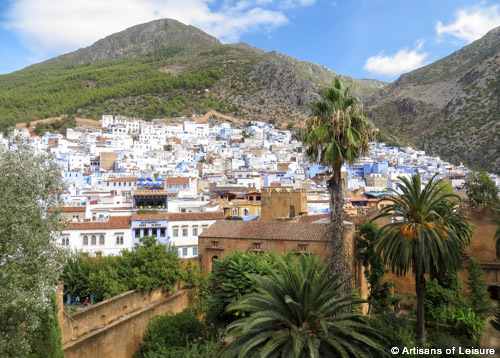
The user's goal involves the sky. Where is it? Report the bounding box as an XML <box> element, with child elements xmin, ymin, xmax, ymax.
<box><xmin>1</xmin><ymin>0</ymin><xmax>500</xmax><ymax>81</ymax></box>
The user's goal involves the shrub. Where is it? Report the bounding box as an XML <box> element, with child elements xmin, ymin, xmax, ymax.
<box><xmin>136</xmin><ymin>312</ymin><xmax>207</xmax><ymax>357</ymax></box>
<box><xmin>205</xmin><ymin>251</ymin><xmax>294</xmax><ymax>328</ymax></box>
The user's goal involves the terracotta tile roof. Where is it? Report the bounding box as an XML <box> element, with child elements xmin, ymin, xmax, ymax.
<box><xmin>166</xmin><ymin>177</ymin><xmax>191</xmax><ymax>184</ymax></box>
<box><xmin>65</xmin><ymin>216</ymin><xmax>131</xmax><ymax>230</ymax></box>
<box><xmin>199</xmin><ymin>221</ymin><xmax>331</xmax><ymax>242</ymax></box>
<box><xmin>298</xmin><ymin>214</ymin><xmax>330</xmax><ymax>223</ymax></box>
<box><xmin>105</xmin><ymin>177</ymin><xmax>139</xmax><ymax>182</ymax></box>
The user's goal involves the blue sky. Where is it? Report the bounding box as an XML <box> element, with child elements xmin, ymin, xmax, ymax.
<box><xmin>1</xmin><ymin>0</ymin><xmax>500</xmax><ymax>81</ymax></box>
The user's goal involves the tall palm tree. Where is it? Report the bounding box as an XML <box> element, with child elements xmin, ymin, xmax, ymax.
<box><xmin>222</xmin><ymin>255</ymin><xmax>388</xmax><ymax>358</ymax></box>
<box><xmin>302</xmin><ymin>79</ymin><xmax>375</xmax><ymax>291</ymax></box>
<box><xmin>373</xmin><ymin>173</ymin><xmax>473</xmax><ymax>345</ymax></box>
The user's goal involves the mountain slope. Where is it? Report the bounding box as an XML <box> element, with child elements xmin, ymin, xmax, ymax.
<box><xmin>0</xmin><ymin>18</ymin><xmax>385</xmax><ymax>131</ymax></box>
<box><xmin>365</xmin><ymin>26</ymin><xmax>500</xmax><ymax>173</ymax></box>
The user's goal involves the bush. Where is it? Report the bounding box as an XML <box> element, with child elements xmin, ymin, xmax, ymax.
<box><xmin>135</xmin><ymin>311</ymin><xmax>207</xmax><ymax>357</ymax></box>
<box><xmin>182</xmin><ymin>262</ymin><xmax>210</xmax><ymax>315</ymax></box>
<box><xmin>205</xmin><ymin>251</ymin><xmax>294</xmax><ymax>328</ymax></box>
<box><xmin>141</xmin><ymin>341</ymin><xmax>222</xmax><ymax>358</ymax></box>
<box><xmin>424</xmin><ymin>278</ymin><xmax>456</xmax><ymax>324</ymax></box>
<box><xmin>60</xmin><ymin>236</ymin><xmax>181</xmax><ymax>301</ymax></box>
<box><xmin>367</xmin><ymin>312</ymin><xmax>415</xmax><ymax>350</ymax></box>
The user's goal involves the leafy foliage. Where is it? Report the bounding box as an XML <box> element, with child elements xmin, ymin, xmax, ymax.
<box><xmin>206</xmin><ymin>251</ymin><xmax>293</xmax><ymax>328</ymax></box>
<box><xmin>60</xmin><ymin>236</ymin><xmax>181</xmax><ymax>301</ymax></box>
<box><xmin>303</xmin><ymin>79</ymin><xmax>375</xmax><ymax>171</ymax></box>
<box><xmin>356</xmin><ymin>222</ymin><xmax>399</xmax><ymax>313</ymax></box>
<box><xmin>424</xmin><ymin>278</ymin><xmax>457</xmax><ymax>324</ymax></box>
<box><xmin>182</xmin><ymin>261</ymin><xmax>211</xmax><ymax>315</ymax></box>
<box><xmin>0</xmin><ymin>138</ymin><xmax>66</xmax><ymax>356</ymax></box>
<box><xmin>302</xmin><ymin>79</ymin><xmax>375</xmax><ymax>293</ymax></box>
<box><xmin>373</xmin><ymin>173</ymin><xmax>473</xmax><ymax>344</ymax></box>
<box><xmin>135</xmin><ymin>311</ymin><xmax>211</xmax><ymax>358</ymax></box>
<box><xmin>222</xmin><ymin>254</ymin><xmax>389</xmax><ymax>358</ymax></box>
<box><xmin>33</xmin><ymin>116</ymin><xmax>77</xmax><ymax>136</ymax></box>
<box><xmin>0</xmin><ymin>54</ymin><xmax>227</xmax><ymax>127</ymax></box>
<box><xmin>464</xmin><ymin>171</ymin><xmax>499</xmax><ymax>207</ymax></box>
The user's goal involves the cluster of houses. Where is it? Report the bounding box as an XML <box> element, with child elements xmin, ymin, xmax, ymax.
<box><xmin>2</xmin><ymin>114</ymin><xmax>499</xmax><ymax>267</ymax></box>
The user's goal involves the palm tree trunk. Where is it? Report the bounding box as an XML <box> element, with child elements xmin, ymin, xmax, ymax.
<box><xmin>328</xmin><ymin>166</ymin><xmax>351</xmax><ymax>295</ymax></box>
<box><xmin>415</xmin><ymin>273</ymin><xmax>427</xmax><ymax>346</ymax></box>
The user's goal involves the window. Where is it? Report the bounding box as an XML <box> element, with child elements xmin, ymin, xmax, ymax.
<box><xmin>211</xmin><ymin>240</ymin><xmax>219</xmax><ymax>247</ymax></box>
<box><xmin>202</xmin><ymin>225</ymin><xmax>208</xmax><ymax>232</ymax></box>
<box><xmin>174</xmin><ymin>248</ymin><xmax>179</xmax><ymax>256</ymax></box>
<box><xmin>61</xmin><ymin>237</ymin><xmax>69</xmax><ymax>246</ymax></box>
<box><xmin>243</xmin><ymin>208</ymin><xmax>249</xmax><ymax>216</ymax></box>
<box><xmin>193</xmin><ymin>247</ymin><xmax>198</xmax><ymax>256</ymax></box>
<box><xmin>91</xmin><ymin>235</ymin><xmax>96</xmax><ymax>245</ymax></box>
<box><xmin>232</xmin><ymin>208</ymin><xmax>238</xmax><ymax>216</ymax></box>
<box><xmin>298</xmin><ymin>244</ymin><xmax>307</xmax><ymax>252</ymax></box>
<box><xmin>182</xmin><ymin>227</ymin><xmax>188</xmax><ymax>237</ymax></box>
<box><xmin>116</xmin><ymin>236</ymin><xmax>123</xmax><ymax>245</ymax></box>
<box><xmin>135</xmin><ymin>229</ymin><xmax>140</xmax><ymax>238</ymax></box>
<box><xmin>192</xmin><ymin>226</ymin><xmax>198</xmax><ymax>236</ymax></box>
<box><xmin>160</xmin><ymin>228</ymin><xmax>166</xmax><ymax>237</ymax></box>
<box><xmin>99</xmin><ymin>235</ymin><xmax>105</xmax><ymax>245</ymax></box>
<box><xmin>252</xmin><ymin>242</ymin><xmax>261</xmax><ymax>250</ymax></box>
<box><xmin>83</xmin><ymin>236</ymin><xmax>88</xmax><ymax>245</ymax></box>
<box><xmin>173</xmin><ymin>227</ymin><xmax>179</xmax><ymax>237</ymax></box>
<box><xmin>182</xmin><ymin>247</ymin><xmax>188</xmax><ymax>256</ymax></box>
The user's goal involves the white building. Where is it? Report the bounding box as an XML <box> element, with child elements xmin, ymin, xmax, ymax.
<box><xmin>60</xmin><ymin>216</ymin><xmax>132</xmax><ymax>256</ymax></box>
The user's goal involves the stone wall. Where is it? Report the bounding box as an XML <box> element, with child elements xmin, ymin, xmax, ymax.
<box><xmin>260</xmin><ymin>187</ymin><xmax>307</xmax><ymax>221</ymax></box>
<box><xmin>59</xmin><ymin>286</ymin><xmax>190</xmax><ymax>358</ymax></box>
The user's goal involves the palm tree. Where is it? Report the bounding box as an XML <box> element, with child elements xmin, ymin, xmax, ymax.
<box><xmin>221</xmin><ymin>255</ymin><xmax>388</xmax><ymax>358</ymax></box>
<box><xmin>302</xmin><ymin>79</ymin><xmax>375</xmax><ymax>290</ymax></box>
<box><xmin>373</xmin><ymin>173</ymin><xmax>473</xmax><ymax>345</ymax></box>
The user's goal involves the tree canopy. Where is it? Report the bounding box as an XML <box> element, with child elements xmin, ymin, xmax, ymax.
<box><xmin>0</xmin><ymin>139</ymin><xmax>66</xmax><ymax>356</ymax></box>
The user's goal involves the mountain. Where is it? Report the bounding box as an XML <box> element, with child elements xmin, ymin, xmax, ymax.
<box><xmin>364</xmin><ymin>26</ymin><xmax>500</xmax><ymax>173</ymax></box>
<box><xmin>0</xmin><ymin>18</ymin><xmax>385</xmax><ymax>131</ymax></box>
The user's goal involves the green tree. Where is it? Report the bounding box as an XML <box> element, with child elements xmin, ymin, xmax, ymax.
<box><xmin>466</xmin><ymin>258</ymin><xmax>491</xmax><ymax>317</ymax></box>
<box><xmin>356</xmin><ymin>222</ymin><xmax>398</xmax><ymax>313</ymax></box>
<box><xmin>222</xmin><ymin>254</ymin><xmax>388</xmax><ymax>358</ymax></box>
<box><xmin>130</xmin><ymin>236</ymin><xmax>182</xmax><ymax>292</ymax></box>
<box><xmin>464</xmin><ymin>171</ymin><xmax>499</xmax><ymax>207</ymax></box>
<box><xmin>28</xmin><ymin>293</ymin><xmax>64</xmax><ymax>358</ymax></box>
<box><xmin>136</xmin><ymin>311</ymin><xmax>207</xmax><ymax>357</ymax></box>
<box><xmin>0</xmin><ymin>138</ymin><xmax>66</xmax><ymax>356</ymax></box>
<box><xmin>302</xmin><ymin>79</ymin><xmax>375</xmax><ymax>292</ymax></box>
<box><xmin>373</xmin><ymin>173</ymin><xmax>473</xmax><ymax>345</ymax></box>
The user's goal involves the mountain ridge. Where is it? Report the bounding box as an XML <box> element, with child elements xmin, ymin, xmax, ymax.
<box><xmin>1</xmin><ymin>19</ymin><xmax>498</xmax><ymax>172</ymax></box>
<box><xmin>364</xmin><ymin>26</ymin><xmax>500</xmax><ymax>173</ymax></box>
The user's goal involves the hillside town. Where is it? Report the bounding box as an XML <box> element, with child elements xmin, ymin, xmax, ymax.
<box><xmin>2</xmin><ymin>114</ymin><xmax>498</xmax><ymax>260</ymax></box>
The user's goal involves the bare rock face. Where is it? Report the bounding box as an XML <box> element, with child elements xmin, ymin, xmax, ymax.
<box><xmin>365</xmin><ymin>26</ymin><xmax>500</xmax><ymax>173</ymax></box>
<box><xmin>41</xmin><ymin>19</ymin><xmax>221</xmax><ymax>65</ymax></box>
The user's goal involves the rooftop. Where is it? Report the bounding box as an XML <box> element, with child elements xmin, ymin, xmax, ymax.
<box><xmin>199</xmin><ymin>221</ymin><xmax>331</xmax><ymax>242</ymax></box>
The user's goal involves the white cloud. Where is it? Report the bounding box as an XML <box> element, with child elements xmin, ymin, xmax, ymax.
<box><xmin>436</xmin><ymin>3</ymin><xmax>500</xmax><ymax>43</ymax></box>
<box><xmin>2</xmin><ymin>0</ymin><xmax>314</xmax><ymax>58</ymax></box>
<box><xmin>363</xmin><ymin>40</ymin><xmax>428</xmax><ymax>77</ymax></box>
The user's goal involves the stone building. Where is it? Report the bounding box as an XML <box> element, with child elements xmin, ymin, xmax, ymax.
<box><xmin>198</xmin><ymin>221</ymin><xmax>361</xmax><ymax>288</ymax></box>
<box><xmin>260</xmin><ymin>187</ymin><xmax>308</xmax><ymax>221</ymax></box>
